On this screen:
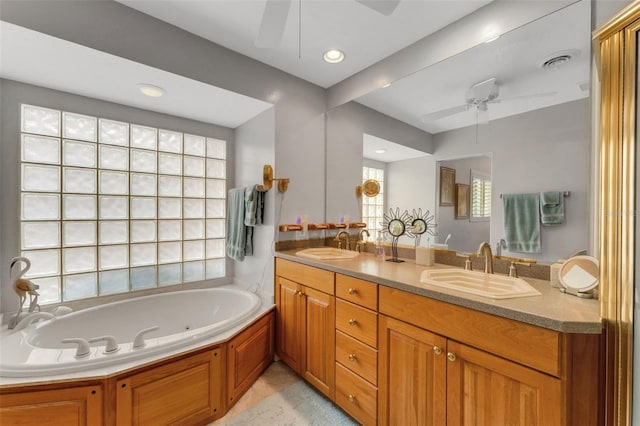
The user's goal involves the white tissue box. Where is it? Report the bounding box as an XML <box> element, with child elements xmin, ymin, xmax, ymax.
<box><xmin>416</xmin><ymin>247</ymin><xmax>435</xmax><ymax>266</ymax></box>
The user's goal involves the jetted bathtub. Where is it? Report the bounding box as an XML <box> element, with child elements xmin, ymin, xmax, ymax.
<box><xmin>0</xmin><ymin>287</ymin><xmax>261</xmax><ymax>378</ymax></box>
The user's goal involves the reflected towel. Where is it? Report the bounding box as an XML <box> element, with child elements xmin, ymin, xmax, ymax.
<box><xmin>540</xmin><ymin>191</ymin><xmax>565</xmax><ymax>225</ymax></box>
<box><xmin>226</xmin><ymin>188</ymin><xmax>246</xmax><ymax>261</ymax></box>
<box><xmin>502</xmin><ymin>193</ymin><xmax>541</xmax><ymax>253</ymax></box>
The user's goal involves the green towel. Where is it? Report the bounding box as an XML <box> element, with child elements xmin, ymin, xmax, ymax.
<box><xmin>226</xmin><ymin>188</ymin><xmax>246</xmax><ymax>261</ymax></box>
<box><xmin>540</xmin><ymin>191</ymin><xmax>565</xmax><ymax>225</ymax></box>
<box><xmin>502</xmin><ymin>193</ymin><xmax>541</xmax><ymax>253</ymax></box>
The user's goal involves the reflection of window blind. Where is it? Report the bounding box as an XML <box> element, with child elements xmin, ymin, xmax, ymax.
<box><xmin>471</xmin><ymin>172</ymin><xmax>491</xmax><ymax>219</ymax></box>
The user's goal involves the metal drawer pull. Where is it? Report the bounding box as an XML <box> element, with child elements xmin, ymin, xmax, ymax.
<box><xmin>447</xmin><ymin>352</ymin><xmax>457</xmax><ymax>362</ymax></box>
<box><xmin>348</xmin><ymin>394</ymin><xmax>357</xmax><ymax>403</ymax></box>
<box><xmin>348</xmin><ymin>318</ymin><xmax>357</xmax><ymax>326</ymax></box>
<box><xmin>348</xmin><ymin>353</ymin><xmax>357</xmax><ymax>361</ymax></box>
<box><xmin>348</xmin><ymin>287</ymin><xmax>357</xmax><ymax>295</ymax></box>
<box><xmin>433</xmin><ymin>346</ymin><xmax>443</xmax><ymax>355</ymax></box>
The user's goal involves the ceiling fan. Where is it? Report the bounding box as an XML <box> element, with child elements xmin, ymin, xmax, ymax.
<box><xmin>421</xmin><ymin>78</ymin><xmax>557</xmax><ymax>124</ymax></box>
<box><xmin>256</xmin><ymin>0</ymin><xmax>401</xmax><ymax>48</ymax></box>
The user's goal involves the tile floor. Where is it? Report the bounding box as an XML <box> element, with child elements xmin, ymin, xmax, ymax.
<box><xmin>210</xmin><ymin>361</ymin><xmax>357</xmax><ymax>425</ymax></box>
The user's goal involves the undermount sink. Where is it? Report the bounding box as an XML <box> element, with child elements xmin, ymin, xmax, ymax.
<box><xmin>420</xmin><ymin>269</ymin><xmax>541</xmax><ymax>300</ymax></box>
<box><xmin>296</xmin><ymin>247</ymin><xmax>360</xmax><ymax>260</ymax></box>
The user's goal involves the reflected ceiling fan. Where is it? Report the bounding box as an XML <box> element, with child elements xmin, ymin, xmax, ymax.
<box><xmin>256</xmin><ymin>0</ymin><xmax>401</xmax><ymax>48</ymax></box>
<box><xmin>421</xmin><ymin>78</ymin><xmax>557</xmax><ymax>124</ymax></box>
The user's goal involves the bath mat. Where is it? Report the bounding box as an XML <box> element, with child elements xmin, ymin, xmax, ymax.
<box><xmin>220</xmin><ymin>380</ymin><xmax>357</xmax><ymax>426</ymax></box>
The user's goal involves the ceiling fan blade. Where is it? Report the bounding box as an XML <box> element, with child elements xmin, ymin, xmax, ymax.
<box><xmin>355</xmin><ymin>0</ymin><xmax>400</xmax><ymax>16</ymax></box>
<box><xmin>422</xmin><ymin>104</ymin><xmax>470</xmax><ymax>122</ymax></box>
<box><xmin>255</xmin><ymin>0</ymin><xmax>292</xmax><ymax>48</ymax></box>
<box><xmin>491</xmin><ymin>91</ymin><xmax>557</xmax><ymax>104</ymax></box>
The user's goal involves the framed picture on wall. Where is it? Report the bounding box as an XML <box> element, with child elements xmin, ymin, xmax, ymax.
<box><xmin>455</xmin><ymin>183</ymin><xmax>470</xmax><ymax>219</ymax></box>
<box><xmin>439</xmin><ymin>166</ymin><xmax>456</xmax><ymax>206</ymax></box>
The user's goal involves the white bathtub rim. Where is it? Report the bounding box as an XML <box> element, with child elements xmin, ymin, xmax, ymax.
<box><xmin>0</xmin><ymin>286</ymin><xmax>265</xmax><ymax>380</ymax></box>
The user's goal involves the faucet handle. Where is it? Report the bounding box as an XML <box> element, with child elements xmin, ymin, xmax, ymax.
<box><xmin>456</xmin><ymin>252</ymin><xmax>473</xmax><ymax>271</ymax></box>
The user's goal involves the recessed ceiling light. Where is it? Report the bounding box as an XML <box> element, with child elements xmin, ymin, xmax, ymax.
<box><xmin>381</xmin><ymin>82</ymin><xmax>392</xmax><ymax>88</ymax></box>
<box><xmin>375</xmin><ymin>149</ymin><xmax>386</xmax><ymax>154</ymax></box>
<box><xmin>323</xmin><ymin>49</ymin><xmax>345</xmax><ymax>64</ymax></box>
<box><xmin>137</xmin><ymin>83</ymin><xmax>165</xmax><ymax>97</ymax></box>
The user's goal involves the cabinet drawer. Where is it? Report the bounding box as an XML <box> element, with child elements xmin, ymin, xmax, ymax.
<box><xmin>336</xmin><ymin>299</ymin><xmax>378</xmax><ymax>348</ymax></box>
<box><xmin>336</xmin><ymin>274</ymin><xmax>378</xmax><ymax>310</ymax></box>
<box><xmin>275</xmin><ymin>258</ymin><xmax>334</xmax><ymax>294</ymax></box>
<box><xmin>379</xmin><ymin>286</ymin><xmax>562</xmax><ymax>376</ymax></box>
<box><xmin>336</xmin><ymin>331</ymin><xmax>378</xmax><ymax>385</ymax></box>
<box><xmin>335</xmin><ymin>363</ymin><xmax>377</xmax><ymax>426</ymax></box>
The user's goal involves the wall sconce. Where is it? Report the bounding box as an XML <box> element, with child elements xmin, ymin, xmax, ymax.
<box><xmin>261</xmin><ymin>164</ymin><xmax>289</xmax><ymax>193</ymax></box>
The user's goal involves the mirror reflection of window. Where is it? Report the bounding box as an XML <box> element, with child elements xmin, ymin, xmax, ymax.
<box><xmin>362</xmin><ymin>166</ymin><xmax>384</xmax><ymax>239</ymax></box>
<box><xmin>470</xmin><ymin>170</ymin><xmax>491</xmax><ymax>221</ymax></box>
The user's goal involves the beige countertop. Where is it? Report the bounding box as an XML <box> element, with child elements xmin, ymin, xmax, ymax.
<box><xmin>275</xmin><ymin>249</ymin><xmax>603</xmax><ymax>334</ymax></box>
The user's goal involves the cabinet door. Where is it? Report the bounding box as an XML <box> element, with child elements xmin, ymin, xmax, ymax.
<box><xmin>378</xmin><ymin>315</ymin><xmax>447</xmax><ymax>426</ymax></box>
<box><xmin>301</xmin><ymin>286</ymin><xmax>335</xmax><ymax>399</ymax></box>
<box><xmin>1</xmin><ymin>385</ymin><xmax>103</xmax><ymax>426</ymax></box>
<box><xmin>116</xmin><ymin>348</ymin><xmax>222</xmax><ymax>425</ymax></box>
<box><xmin>446</xmin><ymin>341</ymin><xmax>562</xmax><ymax>426</ymax></box>
<box><xmin>275</xmin><ymin>276</ymin><xmax>302</xmax><ymax>372</ymax></box>
<box><xmin>227</xmin><ymin>312</ymin><xmax>274</xmax><ymax>406</ymax></box>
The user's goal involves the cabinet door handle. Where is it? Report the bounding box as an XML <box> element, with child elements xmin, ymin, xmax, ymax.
<box><xmin>294</xmin><ymin>290</ymin><xmax>300</xmax><ymax>296</ymax></box>
<box><xmin>348</xmin><ymin>353</ymin><xmax>357</xmax><ymax>362</ymax></box>
<box><xmin>348</xmin><ymin>394</ymin><xmax>357</xmax><ymax>403</ymax></box>
<box><xmin>348</xmin><ymin>287</ymin><xmax>357</xmax><ymax>295</ymax></box>
<box><xmin>348</xmin><ymin>318</ymin><xmax>357</xmax><ymax>326</ymax></box>
<box><xmin>447</xmin><ymin>352</ymin><xmax>457</xmax><ymax>362</ymax></box>
<box><xmin>433</xmin><ymin>346</ymin><xmax>443</xmax><ymax>355</ymax></box>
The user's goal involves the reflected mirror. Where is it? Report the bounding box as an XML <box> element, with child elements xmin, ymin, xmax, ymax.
<box><xmin>326</xmin><ymin>1</ymin><xmax>592</xmax><ymax>263</ymax></box>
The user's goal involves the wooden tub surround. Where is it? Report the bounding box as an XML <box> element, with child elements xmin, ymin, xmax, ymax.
<box><xmin>274</xmin><ymin>255</ymin><xmax>604</xmax><ymax>426</ymax></box>
<box><xmin>0</xmin><ymin>310</ymin><xmax>274</xmax><ymax>426</ymax></box>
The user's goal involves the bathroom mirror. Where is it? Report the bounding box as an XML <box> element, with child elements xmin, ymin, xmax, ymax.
<box><xmin>325</xmin><ymin>1</ymin><xmax>592</xmax><ymax>263</ymax></box>
<box><xmin>558</xmin><ymin>255</ymin><xmax>599</xmax><ymax>297</ymax></box>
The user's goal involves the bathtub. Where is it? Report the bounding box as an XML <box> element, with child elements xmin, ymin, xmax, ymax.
<box><xmin>0</xmin><ymin>287</ymin><xmax>261</xmax><ymax>378</ymax></box>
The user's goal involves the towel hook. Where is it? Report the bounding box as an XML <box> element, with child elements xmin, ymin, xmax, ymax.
<box><xmin>261</xmin><ymin>164</ymin><xmax>289</xmax><ymax>192</ymax></box>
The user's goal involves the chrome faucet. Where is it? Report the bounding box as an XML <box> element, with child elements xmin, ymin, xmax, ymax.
<box><xmin>334</xmin><ymin>231</ymin><xmax>351</xmax><ymax>250</ymax></box>
<box><xmin>356</xmin><ymin>229</ymin><xmax>370</xmax><ymax>252</ymax></box>
<box><xmin>476</xmin><ymin>242</ymin><xmax>494</xmax><ymax>274</ymax></box>
<box><xmin>495</xmin><ymin>239</ymin><xmax>507</xmax><ymax>257</ymax></box>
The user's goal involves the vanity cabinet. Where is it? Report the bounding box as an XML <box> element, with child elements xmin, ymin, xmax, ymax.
<box><xmin>334</xmin><ymin>274</ymin><xmax>379</xmax><ymax>426</ymax></box>
<box><xmin>275</xmin><ymin>258</ymin><xmax>335</xmax><ymax>399</ymax></box>
<box><xmin>0</xmin><ymin>385</ymin><xmax>103</xmax><ymax>426</ymax></box>
<box><xmin>379</xmin><ymin>286</ymin><xmax>600</xmax><ymax>426</ymax></box>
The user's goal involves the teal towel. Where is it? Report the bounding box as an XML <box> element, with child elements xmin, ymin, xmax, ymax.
<box><xmin>540</xmin><ymin>191</ymin><xmax>565</xmax><ymax>225</ymax></box>
<box><xmin>226</xmin><ymin>188</ymin><xmax>246</xmax><ymax>261</ymax></box>
<box><xmin>502</xmin><ymin>193</ymin><xmax>541</xmax><ymax>253</ymax></box>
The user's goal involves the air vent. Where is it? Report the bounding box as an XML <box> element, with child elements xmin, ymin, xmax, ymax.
<box><xmin>539</xmin><ymin>49</ymin><xmax>580</xmax><ymax>70</ymax></box>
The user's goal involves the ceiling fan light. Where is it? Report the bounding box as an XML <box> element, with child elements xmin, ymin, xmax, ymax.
<box><xmin>323</xmin><ymin>49</ymin><xmax>345</xmax><ymax>64</ymax></box>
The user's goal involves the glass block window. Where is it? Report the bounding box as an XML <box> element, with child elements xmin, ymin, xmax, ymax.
<box><xmin>470</xmin><ymin>169</ymin><xmax>491</xmax><ymax>221</ymax></box>
<box><xmin>19</xmin><ymin>104</ymin><xmax>227</xmax><ymax>304</ymax></box>
<box><xmin>362</xmin><ymin>166</ymin><xmax>385</xmax><ymax>239</ymax></box>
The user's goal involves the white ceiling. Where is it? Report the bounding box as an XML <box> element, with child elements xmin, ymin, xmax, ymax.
<box><xmin>0</xmin><ymin>0</ymin><xmax>589</xmax><ymax>141</ymax></box>
<box><xmin>363</xmin><ymin>133</ymin><xmax>430</xmax><ymax>163</ymax></box>
<box><xmin>0</xmin><ymin>21</ymin><xmax>273</xmax><ymax>128</ymax></box>
<box><xmin>117</xmin><ymin>0</ymin><xmax>492</xmax><ymax>88</ymax></box>
<box><xmin>356</xmin><ymin>1</ymin><xmax>591</xmax><ymax>133</ymax></box>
